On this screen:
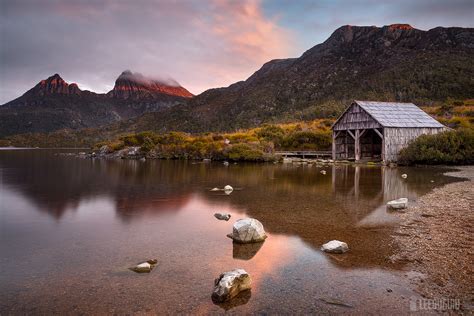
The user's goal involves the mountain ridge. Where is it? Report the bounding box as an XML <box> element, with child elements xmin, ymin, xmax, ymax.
<box><xmin>1</xmin><ymin>24</ymin><xmax>473</xmax><ymax>139</ymax></box>
<box><xmin>0</xmin><ymin>71</ymin><xmax>192</xmax><ymax>136</ymax></box>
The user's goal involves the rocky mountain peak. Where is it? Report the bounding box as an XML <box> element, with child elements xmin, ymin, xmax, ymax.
<box><xmin>108</xmin><ymin>70</ymin><xmax>193</xmax><ymax>99</ymax></box>
<box><xmin>386</xmin><ymin>23</ymin><xmax>413</xmax><ymax>31</ymax></box>
<box><xmin>29</xmin><ymin>74</ymin><xmax>82</xmax><ymax>96</ymax></box>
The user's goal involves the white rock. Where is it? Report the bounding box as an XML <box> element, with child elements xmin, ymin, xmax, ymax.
<box><xmin>214</xmin><ymin>213</ymin><xmax>231</xmax><ymax>221</ymax></box>
<box><xmin>132</xmin><ymin>262</ymin><xmax>151</xmax><ymax>273</ymax></box>
<box><xmin>224</xmin><ymin>185</ymin><xmax>234</xmax><ymax>195</ymax></box>
<box><xmin>321</xmin><ymin>240</ymin><xmax>349</xmax><ymax>254</ymax></box>
<box><xmin>210</xmin><ymin>187</ymin><xmax>220</xmax><ymax>192</ymax></box>
<box><xmin>130</xmin><ymin>259</ymin><xmax>157</xmax><ymax>273</ymax></box>
<box><xmin>227</xmin><ymin>218</ymin><xmax>267</xmax><ymax>243</ymax></box>
<box><xmin>320</xmin><ymin>170</ymin><xmax>327</xmax><ymax>175</ymax></box>
<box><xmin>223</xmin><ymin>161</ymin><xmax>229</xmax><ymax>166</ymax></box>
<box><xmin>401</xmin><ymin>173</ymin><xmax>408</xmax><ymax>179</ymax></box>
<box><xmin>212</xmin><ymin>269</ymin><xmax>251</xmax><ymax>303</ymax></box>
<box><xmin>387</xmin><ymin>198</ymin><xmax>408</xmax><ymax>210</ymax></box>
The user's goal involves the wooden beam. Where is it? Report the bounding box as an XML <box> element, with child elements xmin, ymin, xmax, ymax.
<box><xmin>332</xmin><ymin>132</ymin><xmax>336</xmax><ymax>160</ymax></box>
<box><xmin>359</xmin><ymin>129</ymin><xmax>367</xmax><ymax>138</ymax></box>
<box><xmin>373</xmin><ymin>128</ymin><xmax>383</xmax><ymax>139</ymax></box>
<box><xmin>334</xmin><ymin>131</ymin><xmax>341</xmax><ymax>139</ymax></box>
<box><xmin>355</xmin><ymin>129</ymin><xmax>360</xmax><ymax>161</ymax></box>
<box><xmin>347</xmin><ymin>130</ymin><xmax>355</xmax><ymax>139</ymax></box>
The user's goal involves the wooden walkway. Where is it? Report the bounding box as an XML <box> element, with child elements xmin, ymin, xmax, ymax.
<box><xmin>275</xmin><ymin>151</ymin><xmax>332</xmax><ymax>158</ymax></box>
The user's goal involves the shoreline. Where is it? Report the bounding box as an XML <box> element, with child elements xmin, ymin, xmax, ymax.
<box><xmin>391</xmin><ymin>166</ymin><xmax>474</xmax><ymax>312</ymax></box>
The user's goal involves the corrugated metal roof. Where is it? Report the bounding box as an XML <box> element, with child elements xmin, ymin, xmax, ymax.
<box><xmin>354</xmin><ymin>100</ymin><xmax>445</xmax><ymax>128</ymax></box>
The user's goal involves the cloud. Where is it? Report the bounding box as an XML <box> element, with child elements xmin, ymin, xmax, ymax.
<box><xmin>0</xmin><ymin>0</ymin><xmax>294</xmax><ymax>103</ymax></box>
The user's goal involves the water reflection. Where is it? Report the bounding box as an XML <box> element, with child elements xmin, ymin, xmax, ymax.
<box><xmin>233</xmin><ymin>242</ymin><xmax>264</xmax><ymax>260</ymax></box>
<box><xmin>0</xmin><ymin>150</ymin><xmax>459</xmax><ymax>314</ymax></box>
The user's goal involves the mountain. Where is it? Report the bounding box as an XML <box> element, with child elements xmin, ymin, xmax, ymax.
<box><xmin>108</xmin><ymin>70</ymin><xmax>193</xmax><ymax>99</ymax></box>
<box><xmin>1</xmin><ymin>24</ymin><xmax>473</xmax><ymax>141</ymax></box>
<box><xmin>0</xmin><ymin>72</ymin><xmax>192</xmax><ymax>137</ymax></box>
<box><xmin>122</xmin><ymin>24</ymin><xmax>474</xmax><ymax>133</ymax></box>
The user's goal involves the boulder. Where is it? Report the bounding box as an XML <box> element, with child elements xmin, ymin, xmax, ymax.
<box><xmin>214</xmin><ymin>213</ymin><xmax>231</xmax><ymax>221</ymax></box>
<box><xmin>321</xmin><ymin>240</ymin><xmax>349</xmax><ymax>254</ymax></box>
<box><xmin>212</xmin><ymin>269</ymin><xmax>251</xmax><ymax>303</ymax></box>
<box><xmin>387</xmin><ymin>198</ymin><xmax>408</xmax><ymax>210</ymax></box>
<box><xmin>227</xmin><ymin>218</ymin><xmax>267</xmax><ymax>243</ymax></box>
<box><xmin>130</xmin><ymin>259</ymin><xmax>158</xmax><ymax>273</ymax></box>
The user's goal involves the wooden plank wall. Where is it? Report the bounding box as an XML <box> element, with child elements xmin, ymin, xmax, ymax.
<box><xmin>384</xmin><ymin>127</ymin><xmax>445</xmax><ymax>162</ymax></box>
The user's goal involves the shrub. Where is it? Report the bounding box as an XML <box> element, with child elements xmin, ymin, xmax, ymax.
<box><xmin>225</xmin><ymin>144</ymin><xmax>265</xmax><ymax>161</ymax></box>
<box><xmin>398</xmin><ymin>129</ymin><xmax>474</xmax><ymax>165</ymax></box>
<box><xmin>255</xmin><ymin>124</ymin><xmax>285</xmax><ymax>146</ymax></box>
<box><xmin>281</xmin><ymin>130</ymin><xmax>332</xmax><ymax>150</ymax></box>
<box><xmin>120</xmin><ymin>134</ymin><xmax>140</xmax><ymax>146</ymax></box>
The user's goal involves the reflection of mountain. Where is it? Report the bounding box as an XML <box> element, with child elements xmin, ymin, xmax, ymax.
<box><xmin>0</xmin><ymin>150</ymin><xmax>457</xmax><ymax>269</ymax></box>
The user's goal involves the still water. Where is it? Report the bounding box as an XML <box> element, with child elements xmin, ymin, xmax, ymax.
<box><xmin>0</xmin><ymin>149</ymin><xmax>457</xmax><ymax>314</ymax></box>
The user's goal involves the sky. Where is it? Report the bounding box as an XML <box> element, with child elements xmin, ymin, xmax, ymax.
<box><xmin>0</xmin><ymin>0</ymin><xmax>473</xmax><ymax>104</ymax></box>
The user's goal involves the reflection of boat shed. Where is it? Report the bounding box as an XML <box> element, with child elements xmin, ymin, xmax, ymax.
<box><xmin>332</xmin><ymin>101</ymin><xmax>446</xmax><ymax>163</ymax></box>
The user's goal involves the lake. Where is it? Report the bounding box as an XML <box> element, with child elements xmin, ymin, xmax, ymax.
<box><xmin>0</xmin><ymin>149</ymin><xmax>457</xmax><ymax>314</ymax></box>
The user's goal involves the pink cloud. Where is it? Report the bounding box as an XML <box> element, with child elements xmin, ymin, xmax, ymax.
<box><xmin>1</xmin><ymin>0</ymin><xmax>296</xmax><ymax>102</ymax></box>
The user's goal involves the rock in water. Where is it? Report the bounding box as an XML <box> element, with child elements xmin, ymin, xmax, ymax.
<box><xmin>227</xmin><ymin>218</ymin><xmax>267</xmax><ymax>243</ymax></box>
<box><xmin>210</xmin><ymin>187</ymin><xmax>220</xmax><ymax>191</ymax></box>
<box><xmin>223</xmin><ymin>161</ymin><xmax>230</xmax><ymax>166</ymax></box>
<box><xmin>320</xmin><ymin>170</ymin><xmax>327</xmax><ymax>175</ymax></box>
<box><xmin>401</xmin><ymin>173</ymin><xmax>408</xmax><ymax>179</ymax></box>
<box><xmin>214</xmin><ymin>213</ymin><xmax>231</xmax><ymax>221</ymax></box>
<box><xmin>321</xmin><ymin>240</ymin><xmax>349</xmax><ymax>254</ymax></box>
<box><xmin>130</xmin><ymin>259</ymin><xmax>158</xmax><ymax>273</ymax></box>
<box><xmin>224</xmin><ymin>185</ymin><xmax>234</xmax><ymax>195</ymax></box>
<box><xmin>387</xmin><ymin>198</ymin><xmax>408</xmax><ymax>210</ymax></box>
<box><xmin>212</xmin><ymin>269</ymin><xmax>251</xmax><ymax>303</ymax></box>
<box><xmin>131</xmin><ymin>262</ymin><xmax>151</xmax><ymax>273</ymax></box>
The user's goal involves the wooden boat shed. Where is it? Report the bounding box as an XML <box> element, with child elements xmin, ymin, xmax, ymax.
<box><xmin>332</xmin><ymin>101</ymin><xmax>446</xmax><ymax>163</ymax></box>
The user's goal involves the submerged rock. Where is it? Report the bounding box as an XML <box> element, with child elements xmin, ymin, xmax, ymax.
<box><xmin>214</xmin><ymin>213</ymin><xmax>231</xmax><ymax>221</ymax></box>
<box><xmin>212</xmin><ymin>269</ymin><xmax>251</xmax><ymax>303</ymax></box>
<box><xmin>321</xmin><ymin>240</ymin><xmax>349</xmax><ymax>254</ymax></box>
<box><xmin>130</xmin><ymin>259</ymin><xmax>158</xmax><ymax>273</ymax></box>
<box><xmin>227</xmin><ymin>218</ymin><xmax>267</xmax><ymax>243</ymax></box>
<box><xmin>387</xmin><ymin>198</ymin><xmax>408</xmax><ymax>210</ymax></box>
